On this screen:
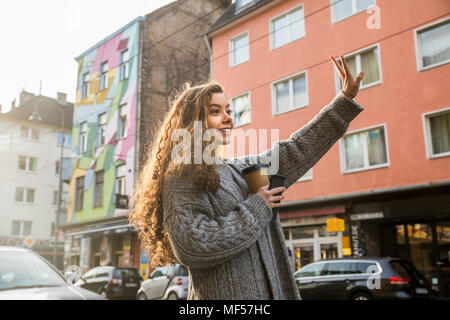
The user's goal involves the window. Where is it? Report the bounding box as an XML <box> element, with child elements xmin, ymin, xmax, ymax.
<box><xmin>75</xmin><ymin>176</ymin><xmax>84</xmax><ymax>211</ymax></box>
<box><xmin>15</xmin><ymin>187</ymin><xmax>35</xmax><ymax>204</ymax></box>
<box><xmin>323</xmin><ymin>262</ymin><xmax>353</xmax><ymax>275</ymax></box>
<box><xmin>18</xmin><ymin>156</ymin><xmax>37</xmax><ymax>172</ymax></box>
<box><xmin>119</xmin><ymin>104</ymin><xmax>127</xmax><ymax>140</ymax></box>
<box><xmin>98</xmin><ymin>113</ymin><xmax>107</xmax><ymax>146</ymax></box>
<box><xmin>120</xmin><ymin>50</ymin><xmax>129</xmax><ymax>80</ymax></box>
<box><xmin>291</xmin><ymin>226</ymin><xmax>315</xmax><ymax>240</ymax></box>
<box><xmin>231</xmin><ymin>92</ymin><xmax>250</xmax><ymax>127</ymax></box>
<box><xmin>416</xmin><ymin>19</ymin><xmax>450</xmax><ymax>71</ymax></box>
<box><xmin>271</xmin><ymin>5</ymin><xmax>305</xmax><ymax>49</ymax></box>
<box><xmin>94</xmin><ymin>171</ymin><xmax>104</xmax><ymax>207</ymax></box>
<box><xmin>295</xmin><ymin>263</ymin><xmax>325</xmax><ymax>278</ymax></box>
<box><xmin>80</xmin><ymin>122</ymin><xmax>87</xmax><ymax>153</ymax></box>
<box><xmin>297</xmin><ymin>168</ymin><xmax>312</xmax><ymax>182</ymax></box>
<box><xmin>116</xmin><ymin>165</ymin><xmax>126</xmax><ymax>195</ymax></box>
<box><xmin>336</xmin><ymin>45</ymin><xmax>381</xmax><ymax>92</ymax></box>
<box><xmin>82</xmin><ymin>72</ymin><xmax>90</xmax><ymax>99</ymax></box>
<box><xmin>272</xmin><ymin>71</ymin><xmax>308</xmax><ymax>115</ymax></box>
<box><xmin>354</xmin><ymin>262</ymin><xmax>379</xmax><ymax>274</ymax></box>
<box><xmin>230</xmin><ymin>32</ymin><xmax>249</xmax><ymax>67</ymax></box>
<box><xmin>20</xmin><ymin>126</ymin><xmax>39</xmax><ymax>140</ymax></box>
<box><xmin>331</xmin><ymin>0</ymin><xmax>375</xmax><ymax>23</ymax></box>
<box><xmin>424</xmin><ymin>109</ymin><xmax>450</xmax><ymax>158</ymax></box>
<box><xmin>99</xmin><ymin>62</ymin><xmax>108</xmax><ymax>91</ymax></box>
<box><xmin>11</xmin><ymin>221</ymin><xmax>32</xmax><ymax>236</ymax></box>
<box><xmin>341</xmin><ymin>125</ymin><xmax>388</xmax><ymax>173</ymax></box>
<box><xmin>53</xmin><ymin>190</ymin><xmax>58</xmax><ymax>206</ymax></box>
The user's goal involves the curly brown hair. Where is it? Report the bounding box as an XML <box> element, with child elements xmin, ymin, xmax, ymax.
<box><xmin>129</xmin><ymin>81</ymin><xmax>225</xmax><ymax>268</ymax></box>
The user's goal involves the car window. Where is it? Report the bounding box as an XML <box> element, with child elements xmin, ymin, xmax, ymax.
<box><xmin>295</xmin><ymin>263</ymin><xmax>325</xmax><ymax>278</ymax></box>
<box><xmin>323</xmin><ymin>262</ymin><xmax>353</xmax><ymax>275</ymax></box>
<box><xmin>96</xmin><ymin>267</ymin><xmax>111</xmax><ymax>278</ymax></box>
<box><xmin>150</xmin><ymin>269</ymin><xmax>164</xmax><ymax>279</ymax></box>
<box><xmin>178</xmin><ymin>265</ymin><xmax>188</xmax><ymax>276</ymax></box>
<box><xmin>354</xmin><ymin>262</ymin><xmax>379</xmax><ymax>274</ymax></box>
<box><xmin>390</xmin><ymin>261</ymin><xmax>413</xmax><ymax>277</ymax></box>
<box><xmin>0</xmin><ymin>251</ymin><xmax>66</xmax><ymax>290</ymax></box>
<box><xmin>113</xmin><ymin>269</ymin><xmax>139</xmax><ymax>279</ymax></box>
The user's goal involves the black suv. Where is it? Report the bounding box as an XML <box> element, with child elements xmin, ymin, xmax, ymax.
<box><xmin>294</xmin><ymin>257</ymin><xmax>436</xmax><ymax>300</ymax></box>
<box><xmin>75</xmin><ymin>266</ymin><xmax>142</xmax><ymax>300</ymax></box>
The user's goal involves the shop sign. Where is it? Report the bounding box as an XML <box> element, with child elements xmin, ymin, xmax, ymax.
<box><xmin>350</xmin><ymin>212</ymin><xmax>384</xmax><ymax>221</ymax></box>
<box><xmin>351</xmin><ymin>222</ymin><xmax>364</xmax><ymax>257</ymax></box>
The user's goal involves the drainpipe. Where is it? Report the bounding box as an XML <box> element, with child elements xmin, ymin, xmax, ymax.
<box><xmin>204</xmin><ymin>34</ymin><xmax>213</xmax><ymax>81</ymax></box>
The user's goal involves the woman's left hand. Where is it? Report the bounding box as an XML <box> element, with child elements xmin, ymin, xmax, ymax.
<box><xmin>330</xmin><ymin>55</ymin><xmax>364</xmax><ymax>100</ymax></box>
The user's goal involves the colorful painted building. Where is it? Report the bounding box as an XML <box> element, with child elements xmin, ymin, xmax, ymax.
<box><xmin>63</xmin><ymin>17</ymin><xmax>143</xmax><ymax>274</ymax></box>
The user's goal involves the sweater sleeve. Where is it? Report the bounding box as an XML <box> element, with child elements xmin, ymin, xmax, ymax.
<box><xmin>233</xmin><ymin>91</ymin><xmax>364</xmax><ymax>188</ymax></box>
<box><xmin>162</xmin><ymin>178</ymin><xmax>273</xmax><ymax>269</ymax></box>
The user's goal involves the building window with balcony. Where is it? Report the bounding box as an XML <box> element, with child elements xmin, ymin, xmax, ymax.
<box><xmin>99</xmin><ymin>62</ymin><xmax>108</xmax><ymax>91</ymax></box>
<box><xmin>94</xmin><ymin>171</ymin><xmax>104</xmax><ymax>208</ymax></box>
<box><xmin>331</xmin><ymin>0</ymin><xmax>375</xmax><ymax>23</ymax></box>
<box><xmin>341</xmin><ymin>125</ymin><xmax>389</xmax><ymax>173</ymax></box>
<box><xmin>423</xmin><ymin>108</ymin><xmax>450</xmax><ymax>159</ymax></box>
<box><xmin>18</xmin><ymin>156</ymin><xmax>37</xmax><ymax>172</ymax></box>
<box><xmin>15</xmin><ymin>187</ymin><xmax>35</xmax><ymax>204</ymax></box>
<box><xmin>336</xmin><ymin>45</ymin><xmax>381</xmax><ymax>92</ymax></box>
<box><xmin>80</xmin><ymin>122</ymin><xmax>87</xmax><ymax>153</ymax></box>
<box><xmin>98</xmin><ymin>113</ymin><xmax>107</xmax><ymax>146</ymax></box>
<box><xmin>118</xmin><ymin>104</ymin><xmax>127</xmax><ymax>140</ymax></box>
<box><xmin>11</xmin><ymin>221</ymin><xmax>32</xmax><ymax>237</ymax></box>
<box><xmin>272</xmin><ymin>71</ymin><xmax>308</xmax><ymax>115</ymax></box>
<box><xmin>416</xmin><ymin>18</ymin><xmax>450</xmax><ymax>71</ymax></box>
<box><xmin>120</xmin><ymin>49</ymin><xmax>130</xmax><ymax>80</ymax></box>
<box><xmin>230</xmin><ymin>32</ymin><xmax>249</xmax><ymax>67</ymax></box>
<box><xmin>75</xmin><ymin>176</ymin><xmax>84</xmax><ymax>211</ymax></box>
<box><xmin>231</xmin><ymin>92</ymin><xmax>250</xmax><ymax>127</ymax></box>
<box><xmin>82</xmin><ymin>72</ymin><xmax>90</xmax><ymax>99</ymax></box>
<box><xmin>270</xmin><ymin>5</ymin><xmax>305</xmax><ymax>49</ymax></box>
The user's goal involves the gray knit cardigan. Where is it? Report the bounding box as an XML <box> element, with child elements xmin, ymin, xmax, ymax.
<box><xmin>162</xmin><ymin>91</ymin><xmax>364</xmax><ymax>300</ymax></box>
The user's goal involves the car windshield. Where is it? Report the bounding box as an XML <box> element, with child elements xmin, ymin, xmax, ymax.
<box><xmin>113</xmin><ymin>269</ymin><xmax>139</xmax><ymax>279</ymax></box>
<box><xmin>0</xmin><ymin>251</ymin><xmax>66</xmax><ymax>291</ymax></box>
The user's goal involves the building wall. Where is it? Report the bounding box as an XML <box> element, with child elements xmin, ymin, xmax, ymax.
<box><xmin>68</xmin><ymin>18</ymin><xmax>141</xmax><ymax>224</ymax></box>
<box><xmin>0</xmin><ymin>117</ymin><xmax>71</xmax><ymax>241</ymax></box>
<box><xmin>210</xmin><ymin>0</ymin><xmax>450</xmax><ymax>203</ymax></box>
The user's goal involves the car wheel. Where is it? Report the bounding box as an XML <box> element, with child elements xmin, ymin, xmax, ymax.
<box><xmin>137</xmin><ymin>292</ymin><xmax>147</xmax><ymax>300</ymax></box>
<box><xmin>352</xmin><ymin>292</ymin><xmax>372</xmax><ymax>300</ymax></box>
<box><xmin>167</xmin><ymin>292</ymin><xmax>178</xmax><ymax>300</ymax></box>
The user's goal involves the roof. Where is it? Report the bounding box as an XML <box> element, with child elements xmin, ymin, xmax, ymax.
<box><xmin>206</xmin><ymin>0</ymin><xmax>274</xmax><ymax>35</ymax></box>
<box><xmin>0</xmin><ymin>92</ymin><xmax>74</xmax><ymax>130</ymax></box>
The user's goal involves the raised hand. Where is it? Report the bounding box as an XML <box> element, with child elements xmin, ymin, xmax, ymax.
<box><xmin>330</xmin><ymin>55</ymin><xmax>364</xmax><ymax>100</ymax></box>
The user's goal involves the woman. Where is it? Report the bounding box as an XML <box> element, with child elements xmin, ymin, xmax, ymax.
<box><xmin>130</xmin><ymin>56</ymin><xmax>365</xmax><ymax>300</ymax></box>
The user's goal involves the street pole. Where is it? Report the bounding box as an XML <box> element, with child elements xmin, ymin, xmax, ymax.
<box><xmin>54</xmin><ymin>107</ymin><xmax>65</xmax><ymax>269</ymax></box>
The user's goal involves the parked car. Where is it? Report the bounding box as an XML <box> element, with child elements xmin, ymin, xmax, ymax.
<box><xmin>137</xmin><ymin>264</ymin><xmax>188</xmax><ymax>300</ymax></box>
<box><xmin>0</xmin><ymin>246</ymin><xmax>104</xmax><ymax>300</ymax></box>
<box><xmin>75</xmin><ymin>266</ymin><xmax>142</xmax><ymax>300</ymax></box>
<box><xmin>294</xmin><ymin>257</ymin><xmax>436</xmax><ymax>300</ymax></box>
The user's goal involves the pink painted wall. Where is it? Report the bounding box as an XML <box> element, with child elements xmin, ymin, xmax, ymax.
<box><xmin>211</xmin><ymin>0</ymin><xmax>450</xmax><ymax>202</ymax></box>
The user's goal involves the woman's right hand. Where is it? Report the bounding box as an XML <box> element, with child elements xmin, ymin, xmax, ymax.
<box><xmin>255</xmin><ymin>185</ymin><xmax>286</xmax><ymax>208</ymax></box>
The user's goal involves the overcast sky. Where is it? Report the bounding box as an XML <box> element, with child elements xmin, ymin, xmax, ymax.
<box><xmin>0</xmin><ymin>0</ymin><xmax>177</xmax><ymax>112</ymax></box>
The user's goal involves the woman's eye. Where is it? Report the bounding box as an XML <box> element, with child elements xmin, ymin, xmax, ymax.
<box><xmin>227</xmin><ymin>109</ymin><xmax>233</xmax><ymax>115</ymax></box>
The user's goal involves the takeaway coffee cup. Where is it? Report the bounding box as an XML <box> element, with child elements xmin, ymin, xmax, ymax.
<box><xmin>242</xmin><ymin>163</ymin><xmax>270</xmax><ymax>194</ymax></box>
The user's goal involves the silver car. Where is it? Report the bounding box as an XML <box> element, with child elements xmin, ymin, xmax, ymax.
<box><xmin>137</xmin><ymin>264</ymin><xmax>188</xmax><ymax>300</ymax></box>
<box><xmin>0</xmin><ymin>246</ymin><xmax>104</xmax><ymax>300</ymax></box>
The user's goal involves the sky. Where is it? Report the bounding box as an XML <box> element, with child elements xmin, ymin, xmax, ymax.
<box><xmin>0</xmin><ymin>0</ymin><xmax>177</xmax><ymax>113</ymax></box>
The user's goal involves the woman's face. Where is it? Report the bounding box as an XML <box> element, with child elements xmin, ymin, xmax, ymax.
<box><xmin>206</xmin><ymin>92</ymin><xmax>234</xmax><ymax>145</ymax></box>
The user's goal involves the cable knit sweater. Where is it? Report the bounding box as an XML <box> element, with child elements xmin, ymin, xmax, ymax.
<box><xmin>162</xmin><ymin>91</ymin><xmax>364</xmax><ymax>300</ymax></box>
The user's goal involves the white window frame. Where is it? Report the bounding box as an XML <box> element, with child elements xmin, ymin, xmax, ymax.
<box><xmin>80</xmin><ymin>122</ymin><xmax>87</xmax><ymax>153</ymax></box>
<box><xmin>18</xmin><ymin>155</ymin><xmax>38</xmax><ymax>172</ymax></box>
<box><xmin>120</xmin><ymin>49</ymin><xmax>130</xmax><ymax>80</ymax></box>
<box><xmin>330</xmin><ymin>0</ymin><xmax>376</xmax><ymax>24</ymax></box>
<box><xmin>272</xmin><ymin>70</ymin><xmax>309</xmax><ymax>116</ymax></box>
<box><xmin>335</xmin><ymin>43</ymin><xmax>382</xmax><ymax>93</ymax></box>
<box><xmin>339</xmin><ymin>123</ymin><xmax>390</xmax><ymax>174</ymax></box>
<box><xmin>75</xmin><ymin>176</ymin><xmax>84</xmax><ymax>212</ymax></box>
<box><xmin>82</xmin><ymin>72</ymin><xmax>90</xmax><ymax>99</ymax></box>
<box><xmin>15</xmin><ymin>187</ymin><xmax>36</xmax><ymax>204</ymax></box>
<box><xmin>94</xmin><ymin>170</ymin><xmax>104</xmax><ymax>208</ymax></box>
<box><xmin>99</xmin><ymin>62</ymin><xmax>108</xmax><ymax>91</ymax></box>
<box><xmin>118</xmin><ymin>104</ymin><xmax>128</xmax><ymax>140</ymax></box>
<box><xmin>98</xmin><ymin>113</ymin><xmax>107</xmax><ymax>147</ymax></box>
<box><xmin>229</xmin><ymin>31</ymin><xmax>250</xmax><ymax>68</ymax></box>
<box><xmin>296</xmin><ymin>168</ymin><xmax>313</xmax><ymax>183</ymax></box>
<box><xmin>11</xmin><ymin>220</ymin><xmax>32</xmax><ymax>237</ymax></box>
<box><xmin>20</xmin><ymin>126</ymin><xmax>39</xmax><ymax>141</ymax></box>
<box><xmin>231</xmin><ymin>91</ymin><xmax>251</xmax><ymax>128</ymax></box>
<box><xmin>414</xmin><ymin>17</ymin><xmax>450</xmax><ymax>72</ymax></box>
<box><xmin>270</xmin><ymin>4</ymin><xmax>305</xmax><ymax>50</ymax></box>
<box><xmin>422</xmin><ymin>106</ymin><xmax>450</xmax><ymax>160</ymax></box>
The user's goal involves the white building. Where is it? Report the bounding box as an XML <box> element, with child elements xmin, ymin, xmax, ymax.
<box><xmin>0</xmin><ymin>91</ymin><xmax>73</xmax><ymax>269</ymax></box>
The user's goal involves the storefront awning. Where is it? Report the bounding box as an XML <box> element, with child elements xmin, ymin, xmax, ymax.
<box><xmin>69</xmin><ymin>221</ymin><xmax>133</xmax><ymax>239</ymax></box>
